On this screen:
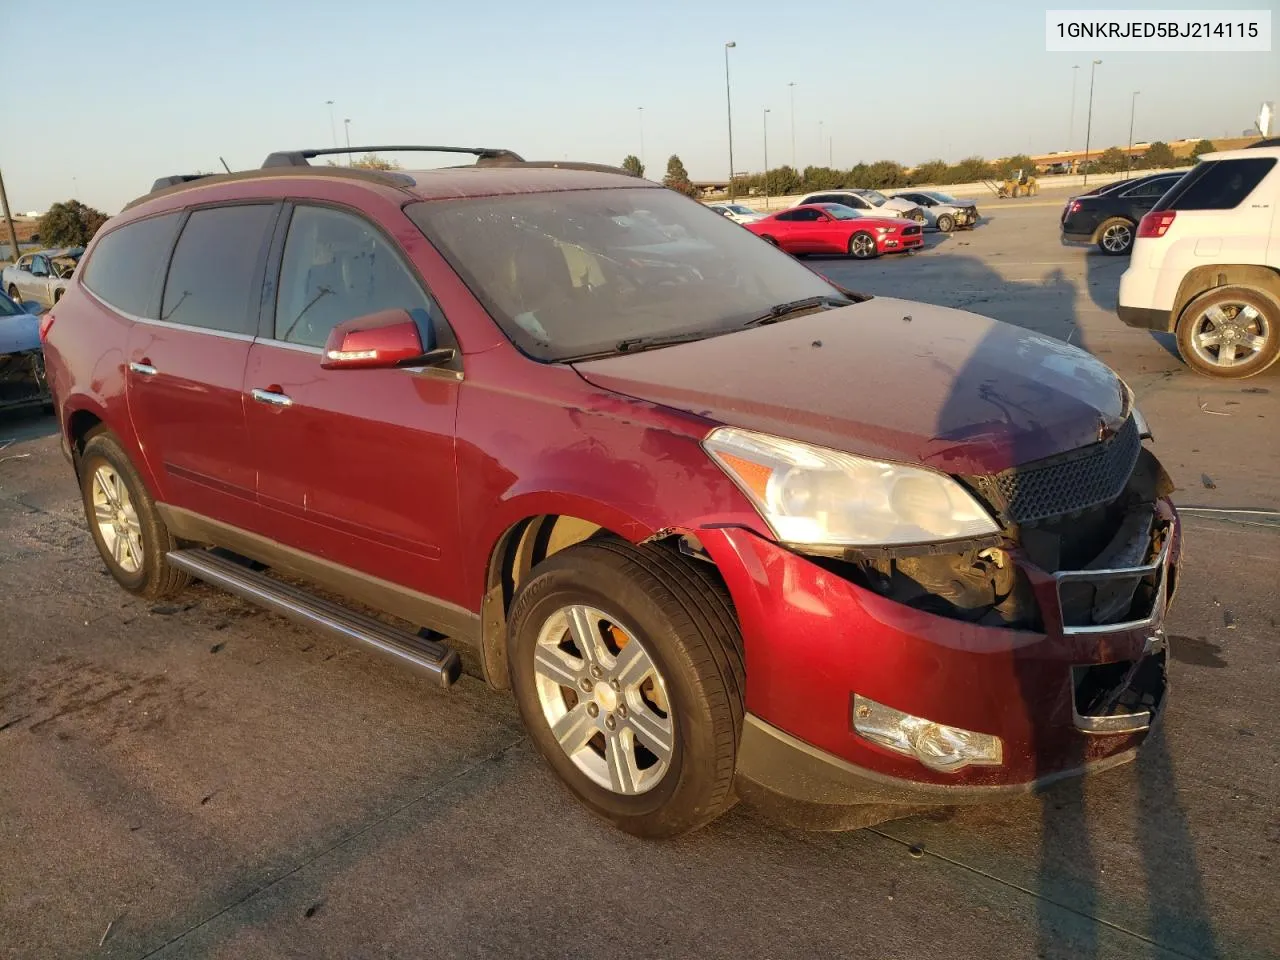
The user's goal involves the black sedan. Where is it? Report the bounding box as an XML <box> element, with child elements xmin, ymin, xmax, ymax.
<box><xmin>1060</xmin><ymin>171</ymin><xmax>1184</xmax><ymax>255</ymax></box>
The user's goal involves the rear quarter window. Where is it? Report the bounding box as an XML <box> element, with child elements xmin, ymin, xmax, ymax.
<box><xmin>81</xmin><ymin>213</ymin><xmax>182</xmax><ymax>318</ymax></box>
<box><xmin>1155</xmin><ymin>158</ymin><xmax>1276</xmax><ymax>211</ymax></box>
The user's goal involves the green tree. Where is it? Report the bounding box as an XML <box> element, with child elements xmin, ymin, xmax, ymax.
<box><xmin>352</xmin><ymin>153</ymin><xmax>401</xmax><ymax>170</ymax></box>
<box><xmin>995</xmin><ymin>154</ymin><xmax>1035</xmax><ymax>178</ymax></box>
<box><xmin>38</xmin><ymin>200</ymin><xmax>109</xmax><ymax>248</ymax></box>
<box><xmin>801</xmin><ymin>165</ymin><xmax>843</xmax><ymax>191</ymax></box>
<box><xmin>765</xmin><ymin>165</ymin><xmax>802</xmax><ymax>196</ymax></box>
<box><xmin>845</xmin><ymin>163</ymin><xmax>871</xmax><ymax>188</ymax></box>
<box><xmin>909</xmin><ymin>159</ymin><xmax>948</xmax><ymax>185</ymax></box>
<box><xmin>1143</xmin><ymin>141</ymin><xmax>1175</xmax><ymax>168</ymax></box>
<box><xmin>866</xmin><ymin>160</ymin><xmax>907</xmax><ymax>189</ymax></box>
<box><xmin>947</xmin><ymin>156</ymin><xmax>994</xmax><ymax>183</ymax></box>
<box><xmin>663</xmin><ymin>154</ymin><xmax>697</xmax><ymax>197</ymax></box>
<box><xmin>621</xmin><ymin>155</ymin><xmax>645</xmax><ymax>178</ymax></box>
<box><xmin>1191</xmin><ymin>138</ymin><xmax>1217</xmax><ymax>159</ymax></box>
<box><xmin>1095</xmin><ymin>147</ymin><xmax>1128</xmax><ymax>174</ymax></box>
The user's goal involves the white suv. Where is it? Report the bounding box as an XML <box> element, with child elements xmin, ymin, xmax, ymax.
<box><xmin>1118</xmin><ymin>144</ymin><xmax>1280</xmax><ymax>379</ymax></box>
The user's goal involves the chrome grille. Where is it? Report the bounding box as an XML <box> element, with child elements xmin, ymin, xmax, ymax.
<box><xmin>969</xmin><ymin>416</ymin><xmax>1142</xmax><ymax>525</ymax></box>
<box><xmin>902</xmin><ymin>225</ymin><xmax>921</xmax><ymax>236</ymax></box>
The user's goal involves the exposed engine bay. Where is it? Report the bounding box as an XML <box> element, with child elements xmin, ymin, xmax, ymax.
<box><xmin>0</xmin><ymin>351</ymin><xmax>48</xmax><ymax>410</ymax></box>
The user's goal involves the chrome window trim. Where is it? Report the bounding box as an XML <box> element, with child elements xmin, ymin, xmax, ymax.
<box><xmin>81</xmin><ymin>284</ymin><xmax>256</xmax><ymax>342</ymax></box>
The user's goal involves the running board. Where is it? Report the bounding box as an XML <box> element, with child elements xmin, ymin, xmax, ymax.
<box><xmin>166</xmin><ymin>548</ymin><xmax>462</xmax><ymax>687</ymax></box>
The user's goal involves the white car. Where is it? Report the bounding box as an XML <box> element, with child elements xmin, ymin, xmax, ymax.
<box><xmin>1118</xmin><ymin>144</ymin><xmax>1280</xmax><ymax>379</ymax></box>
<box><xmin>891</xmin><ymin>191</ymin><xmax>981</xmax><ymax>232</ymax></box>
<box><xmin>2</xmin><ymin>247</ymin><xmax>83</xmax><ymax>308</ymax></box>
<box><xmin>797</xmin><ymin>189</ymin><xmax>924</xmax><ymax>224</ymax></box>
<box><xmin>706</xmin><ymin>202</ymin><xmax>765</xmax><ymax>224</ymax></box>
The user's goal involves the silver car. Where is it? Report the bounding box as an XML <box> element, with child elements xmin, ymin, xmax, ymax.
<box><xmin>892</xmin><ymin>191</ymin><xmax>981</xmax><ymax>232</ymax></box>
<box><xmin>2</xmin><ymin>247</ymin><xmax>83</xmax><ymax>308</ymax></box>
<box><xmin>797</xmin><ymin>189</ymin><xmax>925</xmax><ymax>224</ymax></box>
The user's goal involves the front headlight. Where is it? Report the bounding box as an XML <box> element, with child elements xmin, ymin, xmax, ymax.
<box><xmin>876</xmin><ymin>226</ymin><xmax>891</xmax><ymax>234</ymax></box>
<box><xmin>703</xmin><ymin>427</ymin><xmax>1000</xmax><ymax>547</ymax></box>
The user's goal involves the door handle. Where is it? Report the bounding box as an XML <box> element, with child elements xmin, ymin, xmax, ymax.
<box><xmin>251</xmin><ymin>388</ymin><xmax>293</xmax><ymax>407</ymax></box>
<box><xmin>129</xmin><ymin>361</ymin><xmax>158</xmax><ymax>377</ymax></box>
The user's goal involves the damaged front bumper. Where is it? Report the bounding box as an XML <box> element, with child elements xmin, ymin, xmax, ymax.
<box><xmin>699</xmin><ymin>490</ymin><xmax>1180</xmax><ymax>824</ymax></box>
<box><xmin>0</xmin><ymin>350</ymin><xmax>49</xmax><ymax>411</ymax></box>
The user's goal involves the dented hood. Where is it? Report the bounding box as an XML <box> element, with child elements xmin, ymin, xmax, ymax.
<box><xmin>572</xmin><ymin>297</ymin><xmax>1128</xmax><ymax>476</ymax></box>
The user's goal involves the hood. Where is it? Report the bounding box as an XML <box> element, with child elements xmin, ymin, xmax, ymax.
<box><xmin>0</xmin><ymin>313</ymin><xmax>40</xmax><ymax>355</ymax></box>
<box><xmin>879</xmin><ymin>198</ymin><xmax>919</xmax><ymax>213</ymax></box>
<box><xmin>572</xmin><ymin>298</ymin><xmax>1127</xmax><ymax>476</ymax></box>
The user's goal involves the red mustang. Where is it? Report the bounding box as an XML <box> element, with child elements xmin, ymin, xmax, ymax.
<box><xmin>746</xmin><ymin>203</ymin><xmax>923</xmax><ymax>258</ymax></box>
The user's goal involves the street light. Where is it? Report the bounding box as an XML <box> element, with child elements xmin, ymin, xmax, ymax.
<box><xmin>638</xmin><ymin>107</ymin><xmax>645</xmax><ymax>172</ymax></box>
<box><xmin>763</xmin><ymin>108</ymin><xmax>771</xmax><ymax>210</ymax></box>
<box><xmin>1082</xmin><ymin>59</ymin><xmax>1102</xmax><ymax>187</ymax></box>
<box><xmin>1069</xmin><ymin>65</ymin><xmax>1080</xmax><ymax>147</ymax></box>
<box><xmin>325</xmin><ymin>100</ymin><xmax>337</xmax><ymax>148</ymax></box>
<box><xmin>344</xmin><ymin>118</ymin><xmax>352</xmax><ymax>163</ymax></box>
<box><xmin>724</xmin><ymin>42</ymin><xmax>737</xmax><ymax>199</ymax></box>
<box><xmin>788</xmin><ymin>81</ymin><xmax>796</xmax><ymax>168</ymax></box>
<box><xmin>818</xmin><ymin>119</ymin><xmax>824</xmax><ymax>164</ymax></box>
<box><xmin>1126</xmin><ymin>91</ymin><xmax>1140</xmax><ymax>177</ymax></box>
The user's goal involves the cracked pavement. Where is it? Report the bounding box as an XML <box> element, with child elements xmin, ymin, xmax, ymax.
<box><xmin>1</xmin><ymin>193</ymin><xmax>1277</xmax><ymax>959</ymax></box>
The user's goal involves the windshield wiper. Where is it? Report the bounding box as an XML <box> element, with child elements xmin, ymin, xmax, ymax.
<box><xmin>614</xmin><ymin>331</ymin><xmax>720</xmax><ymax>353</ymax></box>
<box><xmin>745</xmin><ymin>295</ymin><xmax>853</xmax><ymax>326</ymax></box>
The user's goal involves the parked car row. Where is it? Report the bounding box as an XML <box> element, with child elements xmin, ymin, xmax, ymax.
<box><xmin>743</xmin><ymin>203</ymin><xmax>923</xmax><ymax>258</ymax></box>
<box><xmin>2</xmin><ymin>247</ymin><xmax>84</xmax><ymax>308</ymax></box>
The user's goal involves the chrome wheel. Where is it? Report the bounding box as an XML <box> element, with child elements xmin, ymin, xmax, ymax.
<box><xmin>91</xmin><ymin>464</ymin><xmax>143</xmax><ymax>574</ymax></box>
<box><xmin>1100</xmin><ymin>222</ymin><xmax>1133</xmax><ymax>253</ymax></box>
<box><xmin>532</xmin><ymin>604</ymin><xmax>674</xmax><ymax>796</ymax></box>
<box><xmin>850</xmin><ymin>233</ymin><xmax>876</xmax><ymax>258</ymax></box>
<box><xmin>1188</xmin><ymin>301</ymin><xmax>1270</xmax><ymax>370</ymax></box>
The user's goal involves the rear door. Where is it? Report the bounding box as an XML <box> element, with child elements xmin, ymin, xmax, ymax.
<box><xmin>1117</xmin><ymin>175</ymin><xmax>1179</xmax><ymax>221</ymax></box>
<box><xmin>243</xmin><ymin>202</ymin><xmax>467</xmax><ymax>607</ymax></box>
<box><xmin>125</xmin><ymin>202</ymin><xmax>280</xmax><ymax>529</ymax></box>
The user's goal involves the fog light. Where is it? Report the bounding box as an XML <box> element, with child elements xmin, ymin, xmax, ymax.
<box><xmin>852</xmin><ymin>695</ymin><xmax>1003</xmax><ymax>772</ymax></box>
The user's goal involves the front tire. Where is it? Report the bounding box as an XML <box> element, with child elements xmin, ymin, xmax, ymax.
<box><xmin>849</xmin><ymin>231</ymin><xmax>878</xmax><ymax>259</ymax></box>
<box><xmin>1097</xmin><ymin>218</ymin><xmax>1135</xmax><ymax>256</ymax></box>
<box><xmin>1175</xmin><ymin>286</ymin><xmax>1280</xmax><ymax>379</ymax></box>
<box><xmin>936</xmin><ymin>214</ymin><xmax>955</xmax><ymax>233</ymax></box>
<box><xmin>78</xmin><ymin>431</ymin><xmax>190</xmax><ymax>598</ymax></box>
<box><xmin>7</xmin><ymin>285</ymin><xmax>19</xmax><ymax>302</ymax></box>
<box><xmin>507</xmin><ymin>538</ymin><xmax>744</xmax><ymax>838</ymax></box>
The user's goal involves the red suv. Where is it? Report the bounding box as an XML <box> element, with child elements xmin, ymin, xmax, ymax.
<box><xmin>42</xmin><ymin>146</ymin><xmax>1181</xmax><ymax>838</ymax></box>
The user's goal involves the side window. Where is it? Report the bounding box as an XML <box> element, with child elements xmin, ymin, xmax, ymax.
<box><xmin>775</xmin><ymin>211</ymin><xmax>800</xmax><ymax>221</ymax></box>
<box><xmin>161</xmin><ymin>204</ymin><xmax>276</xmax><ymax>335</ymax></box>
<box><xmin>845</xmin><ymin>196</ymin><xmax>870</xmax><ymax>209</ymax></box>
<box><xmin>82</xmin><ymin>213</ymin><xmax>182</xmax><ymax>318</ymax></box>
<box><xmin>1158</xmin><ymin>158</ymin><xmax>1276</xmax><ymax>211</ymax></box>
<box><xmin>798</xmin><ymin>209</ymin><xmax>825</xmax><ymax>221</ymax></box>
<box><xmin>275</xmin><ymin>205</ymin><xmax>432</xmax><ymax>348</ymax></box>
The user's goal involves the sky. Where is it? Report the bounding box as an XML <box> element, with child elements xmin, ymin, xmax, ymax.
<box><xmin>3</xmin><ymin>0</ymin><xmax>1277</xmax><ymax>214</ymax></box>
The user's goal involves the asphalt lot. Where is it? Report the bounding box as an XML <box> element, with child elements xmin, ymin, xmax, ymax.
<box><xmin>2</xmin><ymin>192</ymin><xmax>1278</xmax><ymax>960</ymax></box>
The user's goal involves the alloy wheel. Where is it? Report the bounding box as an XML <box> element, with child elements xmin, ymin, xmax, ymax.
<box><xmin>851</xmin><ymin>233</ymin><xmax>876</xmax><ymax>258</ymax></box>
<box><xmin>532</xmin><ymin>604</ymin><xmax>674</xmax><ymax>796</ymax></box>
<box><xmin>1188</xmin><ymin>301</ymin><xmax>1271</xmax><ymax>369</ymax></box>
<box><xmin>91</xmin><ymin>464</ymin><xmax>144</xmax><ymax>574</ymax></box>
<box><xmin>1101</xmin><ymin>222</ymin><xmax>1132</xmax><ymax>253</ymax></box>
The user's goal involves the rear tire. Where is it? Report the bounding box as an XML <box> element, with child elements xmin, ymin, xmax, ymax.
<box><xmin>507</xmin><ymin>538</ymin><xmax>744</xmax><ymax>838</ymax></box>
<box><xmin>1175</xmin><ymin>286</ymin><xmax>1280</xmax><ymax>379</ymax></box>
<box><xmin>78</xmin><ymin>431</ymin><xmax>190</xmax><ymax>598</ymax></box>
<box><xmin>7</xmin><ymin>285</ymin><xmax>19</xmax><ymax>302</ymax></box>
<box><xmin>1097</xmin><ymin>217</ymin><xmax>1135</xmax><ymax>256</ymax></box>
<box><xmin>936</xmin><ymin>214</ymin><xmax>955</xmax><ymax>233</ymax></box>
<box><xmin>849</xmin><ymin>231</ymin><xmax>878</xmax><ymax>259</ymax></box>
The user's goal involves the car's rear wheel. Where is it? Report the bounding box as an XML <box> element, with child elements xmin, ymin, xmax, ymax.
<box><xmin>78</xmin><ymin>431</ymin><xmax>190</xmax><ymax>598</ymax></box>
<box><xmin>507</xmin><ymin>537</ymin><xmax>744</xmax><ymax>838</ymax></box>
<box><xmin>936</xmin><ymin>214</ymin><xmax>955</xmax><ymax>233</ymax></box>
<box><xmin>7</xmin><ymin>285</ymin><xmax>19</xmax><ymax>302</ymax></box>
<box><xmin>1097</xmin><ymin>218</ymin><xmax>1135</xmax><ymax>255</ymax></box>
<box><xmin>1176</xmin><ymin>286</ymin><xmax>1280</xmax><ymax>379</ymax></box>
<box><xmin>849</xmin><ymin>231</ymin><xmax>878</xmax><ymax>259</ymax></box>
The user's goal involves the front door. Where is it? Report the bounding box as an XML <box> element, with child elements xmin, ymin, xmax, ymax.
<box><xmin>126</xmin><ymin>202</ymin><xmax>280</xmax><ymax>530</ymax></box>
<box><xmin>243</xmin><ymin>203</ymin><xmax>467</xmax><ymax>608</ymax></box>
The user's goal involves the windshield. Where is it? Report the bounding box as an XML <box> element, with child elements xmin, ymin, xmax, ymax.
<box><xmin>820</xmin><ymin>204</ymin><xmax>861</xmax><ymax>220</ymax></box>
<box><xmin>924</xmin><ymin>191</ymin><xmax>959</xmax><ymax>203</ymax></box>
<box><xmin>409</xmin><ymin>188</ymin><xmax>841</xmax><ymax>361</ymax></box>
<box><xmin>856</xmin><ymin>189</ymin><xmax>889</xmax><ymax>206</ymax></box>
<box><xmin>727</xmin><ymin>205</ymin><xmax>757</xmax><ymax>215</ymax></box>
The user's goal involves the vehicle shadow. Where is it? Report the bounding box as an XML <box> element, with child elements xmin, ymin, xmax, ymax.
<box><xmin>1082</xmin><ymin>242</ymin><xmax>1182</xmax><ymax>361</ymax></box>
<box><xmin>896</xmin><ymin>250</ymin><xmax>1219</xmax><ymax>958</ymax></box>
<box><xmin>0</xmin><ymin>407</ymin><xmax>57</xmax><ymax>445</ymax></box>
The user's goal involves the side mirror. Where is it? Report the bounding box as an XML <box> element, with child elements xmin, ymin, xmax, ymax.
<box><xmin>20</xmin><ymin>301</ymin><xmax>45</xmax><ymax>316</ymax></box>
<box><xmin>321</xmin><ymin>308</ymin><xmax>449</xmax><ymax>371</ymax></box>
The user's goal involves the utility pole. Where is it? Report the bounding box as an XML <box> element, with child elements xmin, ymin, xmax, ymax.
<box><xmin>724</xmin><ymin>42</ymin><xmax>737</xmax><ymax>199</ymax></box>
<box><xmin>1082</xmin><ymin>59</ymin><xmax>1101</xmax><ymax>187</ymax></box>
<box><xmin>0</xmin><ymin>168</ymin><xmax>19</xmax><ymax>267</ymax></box>
<box><xmin>763</xmin><ymin>108</ymin><xmax>771</xmax><ymax>210</ymax></box>
<box><xmin>326</xmin><ymin>100</ymin><xmax>337</xmax><ymax>148</ymax></box>
<box><xmin>829</xmin><ymin>136</ymin><xmax>833</xmax><ymax>167</ymax></box>
<box><xmin>818</xmin><ymin>120</ymin><xmax>824</xmax><ymax>165</ymax></box>
<box><xmin>344</xmin><ymin>119</ymin><xmax>352</xmax><ymax>164</ymax></box>
<box><xmin>1126</xmin><ymin>92</ymin><xmax>1140</xmax><ymax>177</ymax></box>
<box><xmin>788</xmin><ymin>82</ymin><xmax>796</xmax><ymax>168</ymax></box>
<box><xmin>1069</xmin><ymin>65</ymin><xmax>1079</xmax><ymax>148</ymax></box>
<box><xmin>638</xmin><ymin>107</ymin><xmax>645</xmax><ymax>172</ymax></box>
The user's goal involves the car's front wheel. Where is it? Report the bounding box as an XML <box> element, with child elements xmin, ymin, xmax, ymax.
<box><xmin>507</xmin><ymin>538</ymin><xmax>744</xmax><ymax>838</ymax></box>
<box><xmin>78</xmin><ymin>431</ymin><xmax>191</xmax><ymax>598</ymax></box>
<box><xmin>936</xmin><ymin>214</ymin><xmax>955</xmax><ymax>233</ymax></box>
<box><xmin>7</xmin><ymin>285</ymin><xmax>19</xmax><ymax>302</ymax></box>
<box><xmin>1097</xmin><ymin>218</ymin><xmax>1135</xmax><ymax>255</ymax></box>
<box><xmin>849</xmin><ymin>231</ymin><xmax>878</xmax><ymax>259</ymax></box>
<box><xmin>1176</xmin><ymin>285</ymin><xmax>1280</xmax><ymax>379</ymax></box>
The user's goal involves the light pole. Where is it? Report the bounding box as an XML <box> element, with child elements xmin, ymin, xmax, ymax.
<box><xmin>1082</xmin><ymin>59</ymin><xmax>1101</xmax><ymax>187</ymax></box>
<box><xmin>788</xmin><ymin>81</ymin><xmax>796</xmax><ymax>168</ymax></box>
<box><xmin>325</xmin><ymin>100</ymin><xmax>337</xmax><ymax>148</ymax></box>
<box><xmin>1069</xmin><ymin>65</ymin><xmax>1079</xmax><ymax>148</ymax></box>
<box><xmin>829</xmin><ymin>136</ymin><xmax>833</xmax><ymax>167</ymax></box>
<box><xmin>1126</xmin><ymin>91</ymin><xmax>1140</xmax><ymax>177</ymax></box>
<box><xmin>724</xmin><ymin>42</ymin><xmax>737</xmax><ymax>199</ymax></box>
<box><xmin>818</xmin><ymin>120</ymin><xmax>824</xmax><ymax>165</ymax></box>
<box><xmin>763</xmin><ymin>108</ymin><xmax>771</xmax><ymax>210</ymax></box>
<box><xmin>638</xmin><ymin>107</ymin><xmax>645</xmax><ymax>172</ymax></box>
<box><xmin>344</xmin><ymin>119</ymin><xmax>352</xmax><ymax>163</ymax></box>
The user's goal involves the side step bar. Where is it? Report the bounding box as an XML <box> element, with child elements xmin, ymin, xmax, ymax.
<box><xmin>166</xmin><ymin>548</ymin><xmax>462</xmax><ymax>687</ymax></box>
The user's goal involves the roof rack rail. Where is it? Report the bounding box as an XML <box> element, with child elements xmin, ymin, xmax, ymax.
<box><xmin>261</xmin><ymin>145</ymin><xmax>524</xmax><ymax>168</ymax></box>
<box><xmin>475</xmin><ymin>158</ymin><xmax>640</xmax><ymax>177</ymax></box>
<box><xmin>1246</xmin><ymin>137</ymin><xmax>1280</xmax><ymax>149</ymax></box>
<box><xmin>150</xmin><ymin>174</ymin><xmax>216</xmax><ymax>192</ymax></box>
